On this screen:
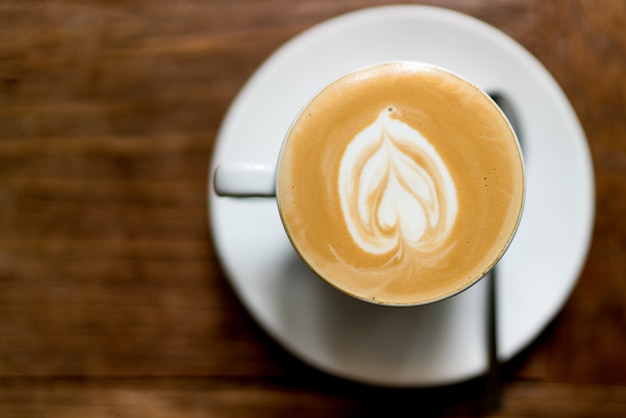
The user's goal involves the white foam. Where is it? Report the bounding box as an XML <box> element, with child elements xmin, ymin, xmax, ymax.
<box><xmin>338</xmin><ymin>108</ymin><xmax>458</xmax><ymax>256</ymax></box>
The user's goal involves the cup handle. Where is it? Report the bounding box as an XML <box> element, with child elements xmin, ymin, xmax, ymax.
<box><xmin>213</xmin><ymin>163</ymin><xmax>276</xmax><ymax>197</ymax></box>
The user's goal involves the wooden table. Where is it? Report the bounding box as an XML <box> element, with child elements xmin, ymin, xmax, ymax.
<box><xmin>1</xmin><ymin>1</ymin><xmax>625</xmax><ymax>416</ymax></box>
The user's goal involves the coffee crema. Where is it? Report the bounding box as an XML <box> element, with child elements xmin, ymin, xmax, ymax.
<box><xmin>277</xmin><ymin>62</ymin><xmax>524</xmax><ymax>305</ymax></box>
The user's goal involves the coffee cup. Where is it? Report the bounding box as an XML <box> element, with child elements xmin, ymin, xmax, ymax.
<box><xmin>213</xmin><ymin>61</ymin><xmax>524</xmax><ymax>307</ymax></box>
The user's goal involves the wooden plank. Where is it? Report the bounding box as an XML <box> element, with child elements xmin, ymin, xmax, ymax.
<box><xmin>0</xmin><ymin>0</ymin><xmax>625</xmax><ymax>416</ymax></box>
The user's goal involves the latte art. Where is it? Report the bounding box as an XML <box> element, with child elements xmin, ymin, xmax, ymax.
<box><xmin>276</xmin><ymin>62</ymin><xmax>524</xmax><ymax>305</ymax></box>
<box><xmin>338</xmin><ymin>107</ymin><xmax>458</xmax><ymax>257</ymax></box>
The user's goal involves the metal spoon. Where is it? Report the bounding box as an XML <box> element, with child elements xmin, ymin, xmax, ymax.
<box><xmin>485</xmin><ymin>92</ymin><xmax>523</xmax><ymax>411</ymax></box>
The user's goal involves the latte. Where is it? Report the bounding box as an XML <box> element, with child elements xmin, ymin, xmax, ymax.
<box><xmin>277</xmin><ymin>62</ymin><xmax>524</xmax><ymax>305</ymax></box>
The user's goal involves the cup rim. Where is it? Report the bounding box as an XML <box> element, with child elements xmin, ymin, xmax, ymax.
<box><xmin>274</xmin><ymin>60</ymin><xmax>526</xmax><ymax>307</ymax></box>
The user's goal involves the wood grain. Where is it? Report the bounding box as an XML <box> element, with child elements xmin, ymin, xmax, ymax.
<box><xmin>1</xmin><ymin>0</ymin><xmax>626</xmax><ymax>416</ymax></box>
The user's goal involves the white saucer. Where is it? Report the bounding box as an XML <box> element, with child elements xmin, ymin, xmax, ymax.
<box><xmin>208</xmin><ymin>5</ymin><xmax>594</xmax><ymax>386</ymax></box>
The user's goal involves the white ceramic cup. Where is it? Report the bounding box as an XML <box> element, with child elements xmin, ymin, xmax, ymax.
<box><xmin>213</xmin><ymin>61</ymin><xmax>524</xmax><ymax>307</ymax></box>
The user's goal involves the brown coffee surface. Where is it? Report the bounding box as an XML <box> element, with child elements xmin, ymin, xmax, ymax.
<box><xmin>277</xmin><ymin>62</ymin><xmax>524</xmax><ymax>305</ymax></box>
